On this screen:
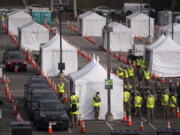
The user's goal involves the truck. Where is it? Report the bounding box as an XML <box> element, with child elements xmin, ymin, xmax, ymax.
<box><xmin>122</xmin><ymin>3</ymin><xmax>152</xmax><ymax>15</ymax></box>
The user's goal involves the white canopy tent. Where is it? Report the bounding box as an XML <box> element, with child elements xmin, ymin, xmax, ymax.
<box><xmin>19</xmin><ymin>21</ymin><xmax>49</xmax><ymax>51</ymax></box>
<box><xmin>103</xmin><ymin>22</ymin><xmax>134</xmax><ymax>52</ymax></box>
<box><xmin>69</xmin><ymin>59</ymin><xmax>123</xmax><ymax>120</ymax></box>
<box><xmin>8</xmin><ymin>10</ymin><xmax>32</xmax><ymax>35</ymax></box>
<box><xmin>41</xmin><ymin>34</ymin><xmax>78</xmax><ymax>76</ymax></box>
<box><xmin>145</xmin><ymin>36</ymin><xmax>180</xmax><ymax>77</ymax></box>
<box><xmin>77</xmin><ymin>11</ymin><xmax>106</xmax><ymax>37</ymax></box>
<box><xmin>126</xmin><ymin>12</ymin><xmax>154</xmax><ymax>37</ymax></box>
<box><xmin>175</xmin><ymin>15</ymin><xmax>180</xmax><ymax>23</ymax></box>
<box><xmin>160</xmin><ymin>23</ymin><xmax>180</xmax><ymax>45</ymax></box>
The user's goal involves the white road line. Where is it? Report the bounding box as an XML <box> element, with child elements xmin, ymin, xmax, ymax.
<box><xmin>148</xmin><ymin>122</ymin><xmax>157</xmax><ymax>130</ymax></box>
<box><xmin>68</xmin><ymin>128</ymin><xmax>72</xmax><ymax>134</ymax></box>
<box><xmin>105</xmin><ymin>122</ymin><xmax>114</xmax><ymax>131</ymax></box>
<box><xmin>141</xmin><ymin>117</ymin><xmax>148</xmax><ymax>122</ymax></box>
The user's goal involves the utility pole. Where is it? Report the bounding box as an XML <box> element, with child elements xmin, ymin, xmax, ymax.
<box><xmin>171</xmin><ymin>1</ymin><xmax>174</xmax><ymax>40</ymax></box>
<box><xmin>73</xmin><ymin>0</ymin><xmax>77</xmax><ymax>18</ymax></box>
<box><xmin>50</xmin><ymin>0</ymin><xmax>53</xmax><ymax>11</ymax></box>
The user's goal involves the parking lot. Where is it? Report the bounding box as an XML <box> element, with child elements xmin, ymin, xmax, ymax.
<box><xmin>0</xmin><ymin>12</ymin><xmax>180</xmax><ymax>135</ymax></box>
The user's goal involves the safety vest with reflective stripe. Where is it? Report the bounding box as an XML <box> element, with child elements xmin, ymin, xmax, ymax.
<box><xmin>144</xmin><ymin>71</ymin><xmax>150</xmax><ymax>80</ymax></box>
<box><xmin>124</xmin><ymin>91</ymin><xmax>130</xmax><ymax>103</ymax></box>
<box><xmin>128</xmin><ymin>68</ymin><xmax>134</xmax><ymax>77</ymax></box>
<box><xmin>124</xmin><ymin>70</ymin><xmax>129</xmax><ymax>78</ymax></box>
<box><xmin>161</xmin><ymin>94</ymin><xmax>169</xmax><ymax>106</ymax></box>
<box><xmin>134</xmin><ymin>96</ymin><xmax>142</xmax><ymax>107</ymax></box>
<box><xmin>70</xmin><ymin>95</ymin><xmax>79</xmax><ymax>103</ymax></box>
<box><xmin>117</xmin><ymin>70</ymin><xmax>124</xmax><ymax>77</ymax></box>
<box><xmin>170</xmin><ymin>96</ymin><xmax>176</xmax><ymax>108</ymax></box>
<box><xmin>92</xmin><ymin>96</ymin><xmax>101</xmax><ymax>107</ymax></box>
<box><xmin>127</xmin><ymin>84</ymin><xmax>132</xmax><ymax>89</ymax></box>
<box><xmin>136</xmin><ymin>59</ymin><xmax>141</xmax><ymax>66</ymax></box>
<box><xmin>57</xmin><ymin>83</ymin><xmax>65</xmax><ymax>93</ymax></box>
<box><xmin>70</xmin><ymin>103</ymin><xmax>79</xmax><ymax>114</ymax></box>
<box><xmin>147</xmin><ymin>96</ymin><xmax>155</xmax><ymax>109</ymax></box>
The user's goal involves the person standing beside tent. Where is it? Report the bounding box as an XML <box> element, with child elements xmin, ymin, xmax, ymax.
<box><xmin>169</xmin><ymin>92</ymin><xmax>177</xmax><ymax>118</ymax></box>
<box><xmin>123</xmin><ymin>89</ymin><xmax>131</xmax><ymax>118</ymax></box>
<box><xmin>57</xmin><ymin>80</ymin><xmax>65</xmax><ymax>100</ymax></box>
<box><xmin>143</xmin><ymin>68</ymin><xmax>150</xmax><ymax>86</ymax></box>
<box><xmin>123</xmin><ymin>68</ymin><xmax>129</xmax><ymax>84</ymax></box>
<box><xmin>128</xmin><ymin>66</ymin><xmax>134</xmax><ymax>85</ymax></box>
<box><xmin>116</xmin><ymin>67</ymin><xmax>124</xmax><ymax>79</ymax></box>
<box><xmin>134</xmin><ymin>91</ymin><xmax>143</xmax><ymax>118</ymax></box>
<box><xmin>70</xmin><ymin>92</ymin><xmax>79</xmax><ymax>103</ymax></box>
<box><xmin>92</xmin><ymin>92</ymin><xmax>101</xmax><ymax>120</ymax></box>
<box><xmin>70</xmin><ymin>99</ymin><xmax>79</xmax><ymax>128</ymax></box>
<box><xmin>146</xmin><ymin>92</ymin><xmax>155</xmax><ymax>122</ymax></box>
<box><xmin>161</xmin><ymin>90</ymin><xmax>169</xmax><ymax>120</ymax></box>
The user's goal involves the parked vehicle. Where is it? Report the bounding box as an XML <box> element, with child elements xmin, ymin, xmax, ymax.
<box><xmin>93</xmin><ymin>6</ymin><xmax>115</xmax><ymax>16</ymax></box>
<box><xmin>26</xmin><ymin>76</ymin><xmax>48</xmax><ymax>86</ymax></box>
<box><xmin>26</xmin><ymin>90</ymin><xmax>58</xmax><ymax>119</ymax></box>
<box><xmin>34</xmin><ymin>100</ymin><xmax>69</xmax><ymax>130</ymax></box>
<box><xmin>4</xmin><ymin>50</ymin><xmax>27</xmax><ymax>72</ymax></box>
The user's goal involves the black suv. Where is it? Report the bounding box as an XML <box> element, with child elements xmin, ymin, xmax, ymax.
<box><xmin>34</xmin><ymin>100</ymin><xmax>69</xmax><ymax>130</ymax></box>
<box><xmin>26</xmin><ymin>90</ymin><xmax>58</xmax><ymax>119</ymax></box>
<box><xmin>26</xmin><ymin>76</ymin><xmax>48</xmax><ymax>86</ymax></box>
<box><xmin>24</xmin><ymin>83</ymin><xmax>51</xmax><ymax>107</ymax></box>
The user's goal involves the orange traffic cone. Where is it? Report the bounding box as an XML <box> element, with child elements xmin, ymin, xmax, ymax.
<box><xmin>169</xmin><ymin>79</ymin><xmax>173</xmax><ymax>84</ymax></box>
<box><xmin>47</xmin><ymin>77</ymin><xmax>52</xmax><ymax>85</ymax></box>
<box><xmin>7</xmin><ymin>90</ymin><xmax>13</xmax><ymax>103</ymax></box>
<box><xmin>8</xmin><ymin>31</ymin><xmax>12</xmax><ymax>36</ymax></box>
<box><xmin>80</xmin><ymin>120</ymin><xmax>87</xmax><ymax>133</ymax></box>
<box><xmin>16</xmin><ymin>113</ymin><xmax>23</xmax><ymax>122</ymax></box>
<box><xmin>31</xmin><ymin>60</ymin><xmax>37</xmax><ymax>68</ymax></box>
<box><xmin>2</xmin><ymin>74</ymin><xmax>7</xmax><ymax>83</ymax></box>
<box><xmin>122</xmin><ymin>111</ymin><xmax>128</xmax><ymax>122</ymax></box>
<box><xmin>139</xmin><ymin>121</ymin><xmax>144</xmax><ymax>131</ymax></box>
<box><xmin>176</xmin><ymin>107</ymin><xmax>180</xmax><ymax>118</ymax></box>
<box><xmin>167</xmin><ymin>121</ymin><xmax>171</xmax><ymax>129</ymax></box>
<box><xmin>63</xmin><ymin>92</ymin><xmax>68</xmax><ymax>102</ymax></box>
<box><xmin>127</xmin><ymin>115</ymin><xmax>133</xmax><ymax>127</ymax></box>
<box><xmin>48</xmin><ymin>121</ymin><xmax>53</xmax><ymax>134</ymax></box>
<box><xmin>12</xmin><ymin>104</ymin><xmax>17</xmax><ymax>115</ymax></box>
<box><xmin>4</xmin><ymin>83</ymin><xmax>10</xmax><ymax>96</ymax></box>
<box><xmin>161</xmin><ymin>77</ymin><xmax>165</xmax><ymax>84</ymax></box>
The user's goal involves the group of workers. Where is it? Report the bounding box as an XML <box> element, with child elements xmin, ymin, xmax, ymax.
<box><xmin>118</xmin><ymin>58</ymin><xmax>179</xmax><ymax>122</ymax></box>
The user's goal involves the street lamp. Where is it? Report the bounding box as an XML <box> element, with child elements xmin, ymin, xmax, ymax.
<box><xmin>104</xmin><ymin>11</ymin><xmax>113</xmax><ymax>122</ymax></box>
<box><xmin>58</xmin><ymin>6</ymin><xmax>65</xmax><ymax>79</ymax></box>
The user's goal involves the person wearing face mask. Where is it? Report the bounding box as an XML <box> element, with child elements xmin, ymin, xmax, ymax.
<box><xmin>92</xmin><ymin>92</ymin><xmax>101</xmax><ymax>120</ymax></box>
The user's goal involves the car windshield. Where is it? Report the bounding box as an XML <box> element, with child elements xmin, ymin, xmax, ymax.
<box><xmin>9</xmin><ymin>54</ymin><xmax>24</xmax><ymax>60</ymax></box>
<box><xmin>33</xmin><ymin>93</ymin><xmax>57</xmax><ymax>101</ymax></box>
<box><xmin>30</xmin><ymin>79</ymin><xmax>47</xmax><ymax>84</ymax></box>
<box><xmin>40</xmin><ymin>102</ymin><xmax>64</xmax><ymax>111</ymax></box>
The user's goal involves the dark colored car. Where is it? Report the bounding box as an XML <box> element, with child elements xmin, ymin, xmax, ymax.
<box><xmin>26</xmin><ymin>90</ymin><xmax>58</xmax><ymax>119</ymax></box>
<box><xmin>34</xmin><ymin>100</ymin><xmax>69</xmax><ymax>130</ymax></box>
<box><xmin>24</xmin><ymin>83</ymin><xmax>51</xmax><ymax>107</ymax></box>
<box><xmin>4</xmin><ymin>50</ymin><xmax>27</xmax><ymax>72</ymax></box>
<box><xmin>26</xmin><ymin>76</ymin><xmax>48</xmax><ymax>86</ymax></box>
<box><xmin>3</xmin><ymin>48</ymin><xmax>19</xmax><ymax>63</ymax></box>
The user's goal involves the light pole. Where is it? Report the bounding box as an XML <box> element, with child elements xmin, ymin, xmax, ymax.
<box><xmin>104</xmin><ymin>12</ymin><xmax>113</xmax><ymax>122</ymax></box>
<box><xmin>58</xmin><ymin>6</ymin><xmax>65</xmax><ymax>79</ymax></box>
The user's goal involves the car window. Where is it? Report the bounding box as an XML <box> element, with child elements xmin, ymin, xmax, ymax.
<box><xmin>40</xmin><ymin>102</ymin><xmax>64</xmax><ymax>111</ymax></box>
<box><xmin>9</xmin><ymin>54</ymin><xmax>25</xmax><ymax>60</ymax></box>
<box><xmin>33</xmin><ymin>93</ymin><xmax>57</xmax><ymax>101</ymax></box>
<box><xmin>29</xmin><ymin>79</ymin><xmax>47</xmax><ymax>84</ymax></box>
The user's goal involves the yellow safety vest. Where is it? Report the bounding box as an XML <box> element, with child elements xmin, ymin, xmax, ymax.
<box><xmin>70</xmin><ymin>103</ymin><xmax>79</xmax><ymax>114</ymax></box>
<box><xmin>57</xmin><ymin>83</ymin><xmax>65</xmax><ymax>93</ymax></box>
<box><xmin>147</xmin><ymin>96</ymin><xmax>155</xmax><ymax>109</ymax></box>
<box><xmin>136</xmin><ymin>59</ymin><xmax>141</xmax><ymax>66</ymax></box>
<box><xmin>127</xmin><ymin>84</ymin><xmax>132</xmax><ymax>89</ymax></box>
<box><xmin>144</xmin><ymin>71</ymin><xmax>150</xmax><ymax>80</ymax></box>
<box><xmin>70</xmin><ymin>95</ymin><xmax>79</xmax><ymax>103</ymax></box>
<box><xmin>92</xmin><ymin>96</ymin><xmax>101</xmax><ymax>107</ymax></box>
<box><xmin>124</xmin><ymin>70</ymin><xmax>129</xmax><ymax>78</ymax></box>
<box><xmin>117</xmin><ymin>71</ymin><xmax>124</xmax><ymax>77</ymax></box>
<box><xmin>134</xmin><ymin>96</ymin><xmax>142</xmax><ymax>108</ymax></box>
<box><xmin>124</xmin><ymin>91</ymin><xmax>130</xmax><ymax>103</ymax></box>
<box><xmin>161</xmin><ymin>94</ymin><xmax>169</xmax><ymax>106</ymax></box>
<box><xmin>128</xmin><ymin>68</ymin><xmax>134</xmax><ymax>77</ymax></box>
<box><xmin>170</xmin><ymin>96</ymin><xmax>176</xmax><ymax>108</ymax></box>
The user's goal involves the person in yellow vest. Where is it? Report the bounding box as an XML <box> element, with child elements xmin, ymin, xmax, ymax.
<box><xmin>169</xmin><ymin>92</ymin><xmax>177</xmax><ymax>118</ymax></box>
<box><xmin>123</xmin><ymin>89</ymin><xmax>131</xmax><ymax>118</ymax></box>
<box><xmin>116</xmin><ymin>67</ymin><xmax>124</xmax><ymax>79</ymax></box>
<box><xmin>123</xmin><ymin>68</ymin><xmax>129</xmax><ymax>84</ymax></box>
<box><xmin>144</xmin><ymin>69</ymin><xmax>150</xmax><ymax>86</ymax></box>
<box><xmin>57</xmin><ymin>80</ymin><xmax>65</xmax><ymax>100</ymax></box>
<box><xmin>134</xmin><ymin>92</ymin><xmax>143</xmax><ymax>118</ymax></box>
<box><xmin>70</xmin><ymin>92</ymin><xmax>79</xmax><ymax>104</ymax></box>
<box><xmin>161</xmin><ymin>90</ymin><xmax>169</xmax><ymax>120</ymax></box>
<box><xmin>146</xmin><ymin>92</ymin><xmax>155</xmax><ymax>122</ymax></box>
<box><xmin>70</xmin><ymin>99</ymin><xmax>79</xmax><ymax>128</ymax></box>
<box><xmin>92</xmin><ymin>92</ymin><xmax>101</xmax><ymax>120</ymax></box>
<box><xmin>128</xmin><ymin>66</ymin><xmax>134</xmax><ymax>85</ymax></box>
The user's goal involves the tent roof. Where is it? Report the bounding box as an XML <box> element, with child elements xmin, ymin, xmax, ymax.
<box><xmin>161</xmin><ymin>23</ymin><xmax>180</xmax><ymax>32</ymax></box>
<box><xmin>147</xmin><ymin>35</ymin><xmax>166</xmax><ymax>49</ymax></box>
<box><xmin>78</xmin><ymin>11</ymin><xmax>105</xmax><ymax>20</ymax></box>
<box><xmin>41</xmin><ymin>34</ymin><xmax>76</xmax><ymax>51</ymax></box>
<box><xmin>126</xmin><ymin>12</ymin><xmax>153</xmax><ymax>21</ymax></box>
<box><xmin>19</xmin><ymin>21</ymin><xmax>48</xmax><ymax>33</ymax></box>
<box><xmin>108</xmin><ymin>22</ymin><xmax>133</xmax><ymax>33</ymax></box>
<box><xmin>70</xmin><ymin>59</ymin><xmax>121</xmax><ymax>82</ymax></box>
<box><xmin>153</xmin><ymin>36</ymin><xmax>180</xmax><ymax>52</ymax></box>
<box><xmin>8</xmin><ymin>10</ymin><xmax>32</xmax><ymax>19</ymax></box>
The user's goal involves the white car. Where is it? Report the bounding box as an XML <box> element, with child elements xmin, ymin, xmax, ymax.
<box><xmin>93</xmin><ymin>6</ymin><xmax>115</xmax><ymax>16</ymax></box>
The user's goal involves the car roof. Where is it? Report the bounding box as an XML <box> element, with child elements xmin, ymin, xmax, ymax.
<box><xmin>32</xmin><ymin>90</ymin><xmax>55</xmax><ymax>94</ymax></box>
<box><xmin>28</xmin><ymin>76</ymin><xmax>47</xmax><ymax>80</ymax></box>
<box><xmin>29</xmin><ymin>83</ymin><xmax>50</xmax><ymax>87</ymax></box>
<box><xmin>40</xmin><ymin>99</ymin><xmax>61</xmax><ymax>104</ymax></box>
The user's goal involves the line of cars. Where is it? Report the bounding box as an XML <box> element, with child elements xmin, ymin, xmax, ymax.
<box><xmin>24</xmin><ymin>76</ymin><xmax>69</xmax><ymax>130</ymax></box>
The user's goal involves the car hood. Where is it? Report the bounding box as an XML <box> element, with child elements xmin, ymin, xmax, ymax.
<box><xmin>40</xmin><ymin>111</ymin><xmax>68</xmax><ymax>120</ymax></box>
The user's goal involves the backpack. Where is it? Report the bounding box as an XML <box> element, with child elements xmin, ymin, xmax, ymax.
<box><xmin>71</xmin><ymin>103</ymin><xmax>77</xmax><ymax>112</ymax></box>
